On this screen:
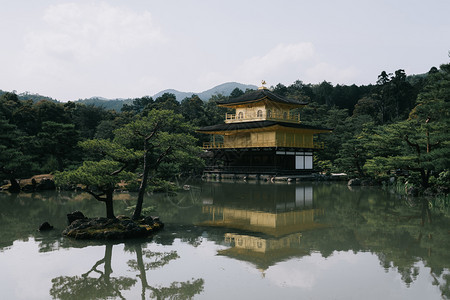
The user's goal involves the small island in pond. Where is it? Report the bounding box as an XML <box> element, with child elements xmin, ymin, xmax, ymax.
<box><xmin>63</xmin><ymin>211</ymin><xmax>164</xmax><ymax>240</ymax></box>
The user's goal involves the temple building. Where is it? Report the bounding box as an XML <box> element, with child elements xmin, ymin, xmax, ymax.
<box><xmin>197</xmin><ymin>85</ymin><xmax>331</xmax><ymax>176</ymax></box>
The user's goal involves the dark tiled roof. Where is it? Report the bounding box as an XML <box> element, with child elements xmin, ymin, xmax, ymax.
<box><xmin>217</xmin><ymin>89</ymin><xmax>308</xmax><ymax>106</ymax></box>
<box><xmin>197</xmin><ymin>120</ymin><xmax>332</xmax><ymax>133</ymax></box>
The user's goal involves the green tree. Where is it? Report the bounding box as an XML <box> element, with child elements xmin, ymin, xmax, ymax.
<box><xmin>335</xmin><ymin>116</ymin><xmax>374</xmax><ymax>177</ymax></box>
<box><xmin>391</xmin><ymin>69</ymin><xmax>415</xmax><ymax>118</ymax></box>
<box><xmin>36</xmin><ymin>121</ymin><xmax>81</xmax><ymax>171</ymax></box>
<box><xmin>229</xmin><ymin>87</ymin><xmax>244</xmax><ymax>99</ymax></box>
<box><xmin>375</xmin><ymin>69</ymin><xmax>416</xmax><ymax>123</ymax></box>
<box><xmin>121</xmin><ymin>96</ymin><xmax>154</xmax><ymax>114</ymax></box>
<box><xmin>55</xmin><ymin>140</ymin><xmax>139</xmax><ymax>218</ymax></box>
<box><xmin>312</xmin><ymin>81</ymin><xmax>334</xmax><ymax>106</ymax></box>
<box><xmin>305</xmin><ymin>105</ymin><xmax>349</xmax><ymax>164</ymax></box>
<box><xmin>0</xmin><ymin>118</ymin><xmax>35</xmax><ymax>192</ymax></box>
<box><xmin>10</xmin><ymin>100</ymin><xmax>39</xmax><ymax>135</ymax></box>
<box><xmin>204</xmin><ymin>94</ymin><xmax>230</xmax><ymax>126</ymax></box>
<box><xmin>272</xmin><ymin>83</ymin><xmax>288</xmax><ymax>97</ymax></box>
<box><xmin>180</xmin><ymin>94</ymin><xmax>206</xmax><ymax>126</ymax></box>
<box><xmin>352</xmin><ymin>96</ymin><xmax>382</xmax><ymax>123</ymax></box>
<box><xmin>95</xmin><ymin>119</ymin><xmax>117</xmax><ymax>140</ymax></box>
<box><xmin>365</xmin><ymin>63</ymin><xmax>450</xmax><ymax>187</ymax></box>
<box><xmin>147</xmin><ymin>93</ymin><xmax>180</xmax><ymax>114</ymax></box>
<box><xmin>34</xmin><ymin>100</ymin><xmax>70</xmax><ymax>125</ymax></box>
<box><xmin>69</xmin><ymin>103</ymin><xmax>112</xmax><ymax>139</ymax></box>
<box><xmin>331</xmin><ymin>84</ymin><xmax>365</xmax><ymax>113</ymax></box>
<box><xmin>56</xmin><ymin>110</ymin><xmax>202</xmax><ymax>219</ymax></box>
<box><xmin>114</xmin><ymin>109</ymin><xmax>201</xmax><ymax>220</ymax></box>
<box><xmin>0</xmin><ymin>92</ymin><xmax>21</xmax><ymax>120</ymax></box>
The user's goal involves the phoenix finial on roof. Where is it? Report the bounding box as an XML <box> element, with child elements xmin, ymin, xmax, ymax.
<box><xmin>259</xmin><ymin>80</ymin><xmax>267</xmax><ymax>90</ymax></box>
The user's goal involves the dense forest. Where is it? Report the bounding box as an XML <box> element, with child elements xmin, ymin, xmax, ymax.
<box><xmin>1</xmin><ymin>62</ymin><xmax>449</xmax><ymax>195</ymax></box>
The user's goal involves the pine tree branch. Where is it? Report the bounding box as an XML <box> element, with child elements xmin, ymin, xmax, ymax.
<box><xmin>85</xmin><ymin>189</ymin><xmax>106</xmax><ymax>202</ymax></box>
<box><xmin>404</xmin><ymin>134</ymin><xmax>421</xmax><ymax>157</ymax></box>
<box><xmin>154</xmin><ymin>146</ymin><xmax>173</xmax><ymax>168</ymax></box>
<box><xmin>110</xmin><ymin>164</ymin><xmax>128</xmax><ymax>176</ymax></box>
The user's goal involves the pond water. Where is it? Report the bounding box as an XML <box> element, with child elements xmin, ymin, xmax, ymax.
<box><xmin>0</xmin><ymin>181</ymin><xmax>449</xmax><ymax>299</ymax></box>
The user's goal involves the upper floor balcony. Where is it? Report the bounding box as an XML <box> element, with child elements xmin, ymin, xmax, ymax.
<box><xmin>203</xmin><ymin>141</ymin><xmax>324</xmax><ymax>150</ymax></box>
<box><xmin>225</xmin><ymin>111</ymin><xmax>300</xmax><ymax>124</ymax></box>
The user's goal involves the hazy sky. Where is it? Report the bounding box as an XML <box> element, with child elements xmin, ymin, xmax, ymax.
<box><xmin>1</xmin><ymin>0</ymin><xmax>449</xmax><ymax>101</ymax></box>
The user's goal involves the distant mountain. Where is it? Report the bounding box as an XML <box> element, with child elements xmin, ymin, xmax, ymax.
<box><xmin>152</xmin><ymin>89</ymin><xmax>194</xmax><ymax>102</ymax></box>
<box><xmin>4</xmin><ymin>82</ymin><xmax>258</xmax><ymax>111</ymax></box>
<box><xmin>75</xmin><ymin>82</ymin><xmax>257</xmax><ymax>111</ymax></box>
<box><xmin>153</xmin><ymin>82</ymin><xmax>258</xmax><ymax>101</ymax></box>
<box><xmin>0</xmin><ymin>90</ymin><xmax>58</xmax><ymax>103</ymax></box>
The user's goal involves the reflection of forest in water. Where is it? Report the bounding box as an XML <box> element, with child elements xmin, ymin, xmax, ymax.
<box><xmin>313</xmin><ymin>184</ymin><xmax>449</xmax><ymax>297</ymax></box>
<box><xmin>199</xmin><ymin>182</ymin><xmax>450</xmax><ymax>297</ymax></box>
<box><xmin>0</xmin><ymin>182</ymin><xmax>449</xmax><ymax>298</ymax></box>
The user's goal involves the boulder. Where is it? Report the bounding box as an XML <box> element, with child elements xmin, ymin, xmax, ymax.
<box><xmin>39</xmin><ymin>222</ymin><xmax>54</xmax><ymax>231</ymax></box>
<box><xmin>21</xmin><ymin>184</ymin><xmax>36</xmax><ymax>192</ymax></box>
<box><xmin>13</xmin><ymin>174</ymin><xmax>56</xmax><ymax>192</ymax></box>
<box><xmin>67</xmin><ymin>211</ymin><xmax>87</xmax><ymax>225</ymax></box>
<box><xmin>143</xmin><ymin>216</ymin><xmax>154</xmax><ymax>225</ymax></box>
<box><xmin>348</xmin><ymin>178</ymin><xmax>361</xmax><ymax>186</ymax></box>
<box><xmin>36</xmin><ymin>178</ymin><xmax>56</xmax><ymax>190</ymax></box>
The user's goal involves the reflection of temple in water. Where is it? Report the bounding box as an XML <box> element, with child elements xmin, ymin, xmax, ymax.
<box><xmin>219</xmin><ymin>233</ymin><xmax>307</xmax><ymax>271</ymax></box>
<box><xmin>198</xmin><ymin>183</ymin><xmax>326</xmax><ymax>269</ymax></box>
<box><xmin>201</xmin><ymin>204</ymin><xmax>323</xmax><ymax>236</ymax></box>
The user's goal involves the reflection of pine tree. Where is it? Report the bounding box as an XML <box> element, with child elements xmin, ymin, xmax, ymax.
<box><xmin>127</xmin><ymin>249</ymin><xmax>179</xmax><ymax>271</ymax></box>
<box><xmin>440</xmin><ymin>273</ymin><xmax>450</xmax><ymax>299</ymax></box>
<box><xmin>50</xmin><ymin>244</ymin><xmax>136</xmax><ymax>299</ymax></box>
<box><xmin>149</xmin><ymin>279</ymin><xmax>205</xmax><ymax>300</ymax></box>
<box><xmin>399</xmin><ymin>266</ymin><xmax>420</xmax><ymax>287</ymax></box>
<box><xmin>127</xmin><ymin>244</ymin><xmax>204</xmax><ymax>300</ymax></box>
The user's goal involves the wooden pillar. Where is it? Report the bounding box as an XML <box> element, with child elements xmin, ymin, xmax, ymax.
<box><xmin>274</xmin><ymin>150</ymin><xmax>278</xmax><ymax>171</ymax></box>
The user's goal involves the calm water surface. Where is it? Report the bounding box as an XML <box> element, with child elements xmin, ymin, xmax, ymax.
<box><xmin>0</xmin><ymin>181</ymin><xmax>449</xmax><ymax>299</ymax></box>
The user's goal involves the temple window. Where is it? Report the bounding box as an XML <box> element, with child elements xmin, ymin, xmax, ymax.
<box><xmin>257</xmin><ymin>110</ymin><xmax>263</xmax><ymax>118</ymax></box>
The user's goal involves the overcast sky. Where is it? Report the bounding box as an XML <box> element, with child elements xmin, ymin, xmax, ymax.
<box><xmin>1</xmin><ymin>0</ymin><xmax>449</xmax><ymax>101</ymax></box>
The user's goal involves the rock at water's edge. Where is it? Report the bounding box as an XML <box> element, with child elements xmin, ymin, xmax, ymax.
<box><xmin>39</xmin><ymin>222</ymin><xmax>54</xmax><ymax>231</ymax></box>
<box><xmin>348</xmin><ymin>178</ymin><xmax>361</xmax><ymax>186</ymax></box>
<box><xmin>67</xmin><ymin>211</ymin><xmax>87</xmax><ymax>225</ymax></box>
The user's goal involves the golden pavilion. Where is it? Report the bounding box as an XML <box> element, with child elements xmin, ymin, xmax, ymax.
<box><xmin>197</xmin><ymin>85</ymin><xmax>331</xmax><ymax>175</ymax></box>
